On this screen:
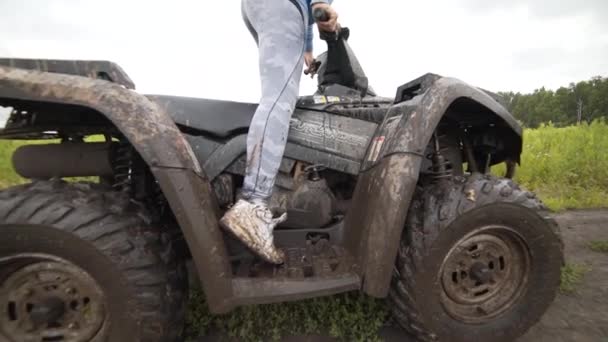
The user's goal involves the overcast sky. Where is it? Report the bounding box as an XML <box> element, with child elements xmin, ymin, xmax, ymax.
<box><xmin>0</xmin><ymin>0</ymin><xmax>607</xmax><ymax>104</ymax></box>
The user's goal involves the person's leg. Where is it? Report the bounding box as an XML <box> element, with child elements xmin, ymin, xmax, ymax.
<box><xmin>241</xmin><ymin>0</ymin><xmax>258</xmax><ymax>45</ymax></box>
<box><xmin>221</xmin><ymin>0</ymin><xmax>305</xmax><ymax>264</ymax></box>
<box><xmin>242</xmin><ymin>0</ymin><xmax>306</xmax><ymax>201</ymax></box>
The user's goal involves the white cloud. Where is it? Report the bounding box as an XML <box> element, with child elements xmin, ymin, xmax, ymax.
<box><xmin>0</xmin><ymin>0</ymin><xmax>606</xmax><ymax>102</ymax></box>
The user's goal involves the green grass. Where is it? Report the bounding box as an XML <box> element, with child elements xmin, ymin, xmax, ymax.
<box><xmin>493</xmin><ymin>120</ymin><xmax>608</xmax><ymax>211</ymax></box>
<box><xmin>589</xmin><ymin>240</ymin><xmax>608</xmax><ymax>253</ymax></box>
<box><xmin>0</xmin><ymin>140</ymin><xmax>30</xmax><ymax>188</ymax></box>
<box><xmin>559</xmin><ymin>263</ymin><xmax>591</xmax><ymax>294</ymax></box>
<box><xmin>185</xmin><ymin>288</ymin><xmax>387</xmax><ymax>342</ymax></box>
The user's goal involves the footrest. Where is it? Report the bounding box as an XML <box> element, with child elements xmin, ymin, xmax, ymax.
<box><xmin>231</xmin><ymin>242</ymin><xmax>360</xmax><ymax>305</ymax></box>
<box><xmin>234</xmin><ymin>240</ymin><xmax>355</xmax><ymax>279</ymax></box>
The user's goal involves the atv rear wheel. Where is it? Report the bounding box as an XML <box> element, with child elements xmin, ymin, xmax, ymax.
<box><xmin>389</xmin><ymin>174</ymin><xmax>563</xmax><ymax>342</ymax></box>
<box><xmin>0</xmin><ymin>181</ymin><xmax>187</xmax><ymax>342</ymax></box>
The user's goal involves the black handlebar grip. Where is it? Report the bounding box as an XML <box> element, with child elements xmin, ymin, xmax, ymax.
<box><xmin>313</xmin><ymin>7</ymin><xmax>330</xmax><ymax>22</ymax></box>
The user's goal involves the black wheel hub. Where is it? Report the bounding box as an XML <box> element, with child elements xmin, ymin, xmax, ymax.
<box><xmin>469</xmin><ymin>262</ymin><xmax>492</xmax><ymax>284</ymax></box>
<box><xmin>29</xmin><ymin>296</ymin><xmax>66</xmax><ymax>326</ymax></box>
<box><xmin>439</xmin><ymin>226</ymin><xmax>531</xmax><ymax>323</ymax></box>
<box><xmin>1</xmin><ymin>256</ymin><xmax>107</xmax><ymax>342</ymax></box>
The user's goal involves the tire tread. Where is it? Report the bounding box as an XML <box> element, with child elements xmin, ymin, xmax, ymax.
<box><xmin>389</xmin><ymin>174</ymin><xmax>562</xmax><ymax>341</ymax></box>
<box><xmin>0</xmin><ymin>180</ymin><xmax>186</xmax><ymax>342</ymax></box>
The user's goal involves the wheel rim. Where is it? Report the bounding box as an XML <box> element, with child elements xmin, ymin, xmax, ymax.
<box><xmin>439</xmin><ymin>226</ymin><xmax>531</xmax><ymax>324</ymax></box>
<box><xmin>0</xmin><ymin>254</ymin><xmax>107</xmax><ymax>342</ymax></box>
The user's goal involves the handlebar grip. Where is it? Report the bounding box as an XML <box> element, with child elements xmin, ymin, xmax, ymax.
<box><xmin>313</xmin><ymin>7</ymin><xmax>330</xmax><ymax>22</ymax></box>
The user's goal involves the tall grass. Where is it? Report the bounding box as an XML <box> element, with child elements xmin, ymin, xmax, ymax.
<box><xmin>493</xmin><ymin>120</ymin><xmax>608</xmax><ymax>210</ymax></box>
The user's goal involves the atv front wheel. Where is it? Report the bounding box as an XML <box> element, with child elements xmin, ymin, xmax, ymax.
<box><xmin>0</xmin><ymin>181</ymin><xmax>186</xmax><ymax>342</ymax></box>
<box><xmin>390</xmin><ymin>174</ymin><xmax>563</xmax><ymax>342</ymax></box>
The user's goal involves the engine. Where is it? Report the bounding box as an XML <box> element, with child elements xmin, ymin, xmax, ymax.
<box><xmin>269</xmin><ymin>166</ymin><xmax>336</xmax><ymax>229</ymax></box>
<box><xmin>214</xmin><ymin>162</ymin><xmax>348</xmax><ymax>229</ymax></box>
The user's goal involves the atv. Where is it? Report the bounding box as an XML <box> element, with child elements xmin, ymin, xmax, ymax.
<box><xmin>0</xmin><ymin>18</ymin><xmax>562</xmax><ymax>342</ymax></box>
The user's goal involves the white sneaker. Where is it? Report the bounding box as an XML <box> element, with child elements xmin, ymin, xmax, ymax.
<box><xmin>219</xmin><ymin>199</ymin><xmax>287</xmax><ymax>264</ymax></box>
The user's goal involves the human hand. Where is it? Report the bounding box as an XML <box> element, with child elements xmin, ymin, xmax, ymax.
<box><xmin>312</xmin><ymin>3</ymin><xmax>338</xmax><ymax>32</ymax></box>
<box><xmin>303</xmin><ymin>52</ymin><xmax>321</xmax><ymax>78</ymax></box>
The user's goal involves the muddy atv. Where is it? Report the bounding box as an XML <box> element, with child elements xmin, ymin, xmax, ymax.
<box><xmin>0</xmin><ymin>21</ymin><xmax>563</xmax><ymax>342</ymax></box>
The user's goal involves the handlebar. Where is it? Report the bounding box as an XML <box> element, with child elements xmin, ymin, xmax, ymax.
<box><xmin>313</xmin><ymin>7</ymin><xmax>340</xmax><ymax>41</ymax></box>
<box><xmin>313</xmin><ymin>7</ymin><xmax>330</xmax><ymax>23</ymax></box>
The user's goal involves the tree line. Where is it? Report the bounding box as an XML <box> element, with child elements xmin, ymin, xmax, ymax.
<box><xmin>498</xmin><ymin>76</ymin><xmax>608</xmax><ymax>128</ymax></box>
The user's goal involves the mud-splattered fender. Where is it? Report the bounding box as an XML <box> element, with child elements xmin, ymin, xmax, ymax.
<box><xmin>367</xmin><ymin>75</ymin><xmax>522</xmax><ymax>169</ymax></box>
<box><xmin>345</xmin><ymin>74</ymin><xmax>523</xmax><ymax>297</ymax></box>
<box><xmin>0</xmin><ymin>66</ymin><xmax>235</xmax><ymax>313</ymax></box>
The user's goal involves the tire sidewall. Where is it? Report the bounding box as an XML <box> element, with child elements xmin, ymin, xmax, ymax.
<box><xmin>413</xmin><ymin>203</ymin><xmax>563</xmax><ymax>341</ymax></box>
<box><xmin>0</xmin><ymin>224</ymin><xmax>140</xmax><ymax>342</ymax></box>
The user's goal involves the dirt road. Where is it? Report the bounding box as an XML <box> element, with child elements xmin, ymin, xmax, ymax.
<box><xmin>202</xmin><ymin>209</ymin><xmax>608</xmax><ymax>342</ymax></box>
<box><xmin>519</xmin><ymin>210</ymin><xmax>608</xmax><ymax>342</ymax></box>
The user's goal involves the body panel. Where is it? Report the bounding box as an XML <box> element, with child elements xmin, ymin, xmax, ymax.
<box><xmin>185</xmin><ymin>108</ymin><xmax>378</xmax><ymax>180</ymax></box>
<box><xmin>347</xmin><ymin>75</ymin><xmax>523</xmax><ymax>296</ymax></box>
<box><xmin>0</xmin><ymin>58</ymin><xmax>135</xmax><ymax>89</ymax></box>
<box><xmin>0</xmin><ymin>66</ymin><xmax>235</xmax><ymax>313</ymax></box>
<box><xmin>364</xmin><ymin>75</ymin><xmax>522</xmax><ymax>171</ymax></box>
<box><xmin>232</xmin><ymin>274</ymin><xmax>360</xmax><ymax>305</ymax></box>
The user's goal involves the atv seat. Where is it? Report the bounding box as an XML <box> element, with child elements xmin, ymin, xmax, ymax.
<box><xmin>147</xmin><ymin>95</ymin><xmax>257</xmax><ymax>138</ymax></box>
<box><xmin>148</xmin><ymin>94</ymin><xmax>390</xmax><ymax>138</ymax></box>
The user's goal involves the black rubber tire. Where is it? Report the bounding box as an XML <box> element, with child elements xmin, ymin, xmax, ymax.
<box><xmin>0</xmin><ymin>180</ymin><xmax>187</xmax><ymax>342</ymax></box>
<box><xmin>389</xmin><ymin>174</ymin><xmax>563</xmax><ymax>342</ymax></box>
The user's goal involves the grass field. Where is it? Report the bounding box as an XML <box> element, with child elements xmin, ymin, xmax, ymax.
<box><xmin>1</xmin><ymin>122</ymin><xmax>607</xmax><ymax>340</ymax></box>
<box><xmin>493</xmin><ymin>120</ymin><xmax>608</xmax><ymax>211</ymax></box>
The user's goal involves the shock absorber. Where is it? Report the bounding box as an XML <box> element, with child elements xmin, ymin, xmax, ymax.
<box><xmin>111</xmin><ymin>141</ymin><xmax>134</xmax><ymax>194</ymax></box>
<box><xmin>427</xmin><ymin>132</ymin><xmax>453</xmax><ymax>182</ymax></box>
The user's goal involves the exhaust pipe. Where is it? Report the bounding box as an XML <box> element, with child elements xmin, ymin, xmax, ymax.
<box><xmin>12</xmin><ymin>143</ymin><xmax>114</xmax><ymax>179</ymax></box>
